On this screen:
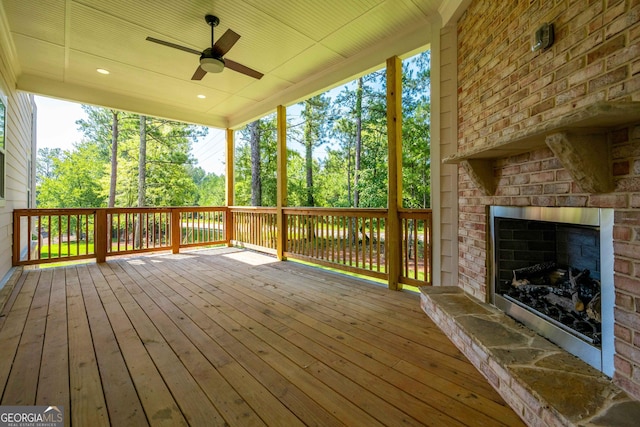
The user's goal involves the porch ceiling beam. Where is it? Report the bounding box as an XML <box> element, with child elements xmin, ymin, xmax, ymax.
<box><xmin>16</xmin><ymin>73</ymin><xmax>228</xmax><ymax>129</ymax></box>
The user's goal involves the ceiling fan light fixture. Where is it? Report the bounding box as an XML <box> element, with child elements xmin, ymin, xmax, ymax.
<box><xmin>200</xmin><ymin>56</ymin><xmax>225</xmax><ymax>73</ymax></box>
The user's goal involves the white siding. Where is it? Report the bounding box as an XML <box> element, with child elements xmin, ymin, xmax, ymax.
<box><xmin>0</xmin><ymin>26</ymin><xmax>36</xmax><ymax>281</ymax></box>
<box><xmin>431</xmin><ymin>22</ymin><xmax>459</xmax><ymax>285</ymax></box>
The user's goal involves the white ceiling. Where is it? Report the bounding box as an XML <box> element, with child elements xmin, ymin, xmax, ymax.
<box><xmin>1</xmin><ymin>0</ymin><xmax>465</xmax><ymax>129</ymax></box>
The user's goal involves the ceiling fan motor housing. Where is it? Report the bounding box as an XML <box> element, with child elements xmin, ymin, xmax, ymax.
<box><xmin>200</xmin><ymin>48</ymin><xmax>225</xmax><ymax>73</ymax></box>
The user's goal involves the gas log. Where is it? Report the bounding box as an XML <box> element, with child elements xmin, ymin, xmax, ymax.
<box><xmin>586</xmin><ymin>292</ymin><xmax>601</xmax><ymax>322</ymax></box>
<box><xmin>506</xmin><ymin>262</ymin><xmax>602</xmax><ymax>344</ymax></box>
<box><xmin>569</xmin><ymin>269</ymin><xmax>588</xmax><ymax>312</ymax></box>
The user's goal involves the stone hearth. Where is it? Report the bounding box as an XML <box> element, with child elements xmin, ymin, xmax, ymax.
<box><xmin>420</xmin><ymin>286</ymin><xmax>640</xmax><ymax>426</ymax></box>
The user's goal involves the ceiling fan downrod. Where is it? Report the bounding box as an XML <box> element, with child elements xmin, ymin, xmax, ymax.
<box><xmin>205</xmin><ymin>14</ymin><xmax>219</xmax><ymax>47</ymax></box>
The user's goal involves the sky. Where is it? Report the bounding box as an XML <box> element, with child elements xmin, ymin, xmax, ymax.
<box><xmin>34</xmin><ymin>95</ymin><xmax>227</xmax><ymax>174</ymax></box>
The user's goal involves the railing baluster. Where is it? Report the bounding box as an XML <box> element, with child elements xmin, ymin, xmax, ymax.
<box><xmin>84</xmin><ymin>215</ymin><xmax>88</xmax><ymax>254</ymax></box>
<box><xmin>354</xmin><ymin>215</ymin><xmax>358</xmax><ymax>267</ymax></box>
<box><xmin>25</xmin><ymin>214</ymin><xmax>32</xmax><ymax>261</ymax></box>
<box><xmin>368</xmin><ymin>217</ymin><xmax>372</xmax><ymax>272</ymax></box>
<box><xmin>376</xmin><ymin>218</ymin><xmax>381</xmax><ymax>272</ymax></box>
<box><xmin>415</xmin><ymin>219</ymin><xmax>419</xmax><ymax>279</ymax></box>
<box><xmin>37</xmin><ymin>215</ymin><xmax>42</xmax><ymax>261</ymax></box>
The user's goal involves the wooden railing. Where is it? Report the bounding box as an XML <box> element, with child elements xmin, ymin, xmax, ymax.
<box><xmin>13</xmin><ymin>207</ymin><xmax>228</xmax><ymax>265</ymax></box>
<box><xmin>13</xmin><ymin>206</ymin><xmax>432</xmax><ymax>286</ymax></box>
<box><xmin>13</xmin><ymin>208</ymin><xmax>98</xmax><ymax>265</ymax></box>
<box><xmin>284</xmin><ymin>208</ymin><xmax>387</xmax><ymax>280</ymax></box>
<box><xmin>229</xmin><ymin>207</ymin><xmax>278</xmax><ymax>253</ymax></box>
<box><xmin>228</xmin><ymin>206</ymin><xmax>432</xmax><ymax>285</ymax></box>
<box><xmin>399</xmin><ymin>209</ymin><xmax>433</xmax><ymax>286</ymax></box>
<box><xmin>107</xmin><ymin>208</ymin><xmax>172</xmax><ymax>256</ymax></box>
<box><xmin>174</xmin><ymin>207</ymin><xmax>227</xmax><ymax>249</ymax></box>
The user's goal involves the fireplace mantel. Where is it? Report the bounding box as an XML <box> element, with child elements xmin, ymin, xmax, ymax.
<box><xmin>443</xmin><ymin>102</ymin><xmax>640</xmax><ymax>195</ymax></box>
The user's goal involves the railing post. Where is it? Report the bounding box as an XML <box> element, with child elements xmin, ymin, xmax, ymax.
<box><xmin>226</xmin><ymin>207</ymin><xmax>234</xmax><ymax>246</ymax></box>
<box><xmin>171</xmin><ymin>209</ymin><xmax>181</xmax><ymax>254</ymax></box>
<box><xmin>386</xmin><ymin>56</ymin><xmax>403</xmax><ymax>290</ymax></box>
<box><xmin>12</xmin><ymin>211</ymin><xmax>20</xmax><ymax>266</ymax></box>
<box><xmin>95</xmin><ymin>209</ymin><xmax>107</xmax><ymax>263</ymax></box>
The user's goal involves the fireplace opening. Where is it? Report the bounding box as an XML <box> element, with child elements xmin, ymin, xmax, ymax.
<box><xmin>489</xmin><ymin>206</ymin><xmax>614</xmax><ymax>376</ymax></box>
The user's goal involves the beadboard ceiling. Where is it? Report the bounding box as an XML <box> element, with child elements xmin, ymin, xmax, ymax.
<box><xmin>1</xmin><ymin>0</ymin><xmax>464</xmax><ymax>129</ymax></box>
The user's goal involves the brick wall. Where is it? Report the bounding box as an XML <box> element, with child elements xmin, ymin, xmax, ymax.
<box><xmin>457</xmin><ymin>0</ymin><xmax>640</xmax><ymax>399</ymax></box>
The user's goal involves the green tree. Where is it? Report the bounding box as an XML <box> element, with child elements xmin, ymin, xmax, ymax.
<box><xmin>332</xmin><ymin>69</ymin><xmax>388</xmax><ymax>208</ymax></box>
<box><xmin>298</xmin><ymin>94</ymin><xmax>331</xmax><ymax>206</ymax></box>
<box><xmin>192</xmin><ymin>169</ymin><xmax>225</xmax><ymax>206</ymax></box>
<box><xmin>36</xmin><ymin>141</ymin><xmax>106</xmax><ymax>208</ymax></box>
<box><xmin>36</xmin><ymin>147</ymin><xmax>62</xmax><ymax>186</ymax></box>
<box><xmin>39</xmin><ymin>105</ymin><xmax>208</xmax><ymax>208</ymax></box>
<box><xmin>235</xmin><ymin>114</ymin><xmax>278</xmax><ymax>206</ymax></box>
<box><xmin>402</xmin><ymin>51</ymin><xmax>431</xmax><ymax>208</ymax></box>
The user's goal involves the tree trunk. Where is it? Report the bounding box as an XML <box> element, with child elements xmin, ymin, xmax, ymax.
<box><xmin>249</xmin><ymin>120</ymin><xmax>262</xmax><ymax>206</ymax></box>
<box><xmin>136</xmin><ymin>115</ymin><xmax>147</xmax><ymax>248</ymax></box>
<box><xmin>108</xmin><ymin>111</ymin><xmax>119</xmax><ymax>208</ymax></box>
<box><xmin>304</xmin><ymin>102</ymin><xmax>315</xmax><ymax>207</ymax></box>
<box><xmin>354</xmin><ymin>77</ymin><xmax>363</xmax><ymax>209</ymax></box>
<box><xmin>138</xmin><ymin>115</ymin><xmax>147</xmax><ymax>207</ymax></box>
<box><xmin>349</xmin><ymin>77</ymin><xmax>364</xmax><ymax>245</ymax></box>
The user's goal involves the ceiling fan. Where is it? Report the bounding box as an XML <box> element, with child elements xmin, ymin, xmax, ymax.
<box><xmin>146</xmin><ymin>14</ymin><xmax>263</xmax><ymax>80</ymax></box>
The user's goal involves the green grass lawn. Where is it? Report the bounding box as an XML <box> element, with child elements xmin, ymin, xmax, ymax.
<box><xmin>40</xmin><ymin>241</ymin><xmax>95</xmax><ymax>259</ymax></box>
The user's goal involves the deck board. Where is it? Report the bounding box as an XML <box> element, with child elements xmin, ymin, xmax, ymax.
<box><xmin>36</xmin><ymin>268</ymin><xmax>69</xmax><ymax>410</ymax></box>
<box><xmin>0</xmin><ymin>248</ymin><xmax>525</xmax><ymax>426</ymax></box>
<box><xmin>79</xmin><ymin>264</ymin><xmax>149</xmax><ymax>427</ymax></box>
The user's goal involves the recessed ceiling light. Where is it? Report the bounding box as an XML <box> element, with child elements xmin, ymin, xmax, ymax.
<box><xmin>96</xmin><ymin>68</ymin><xmax>110</xmax><ymax>75</ymax></box>
<box><xmin>197</xmin><ymin>94</ymin><xmax>206</xmax><ymax>99</ymax></box>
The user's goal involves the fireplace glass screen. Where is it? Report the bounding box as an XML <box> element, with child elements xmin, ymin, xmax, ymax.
<box><xmin>494</xmin><ymin>217</ymin><xmax>602</xmax><ymax>346</ymax></box>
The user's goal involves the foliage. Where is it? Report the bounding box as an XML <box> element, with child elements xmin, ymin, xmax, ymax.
<box><xmin>37</xmin><ymin>141</ymin><xmax>106</xmax><ymax>208</ymax></box>
<box><xmin>36</xmin><ymin>51</ymin><xmax>431</xmax><ymax>211</ymax></box>
<box><xmin>37</xmin><ymin>107</ymin><xmax>210</xmax><ymax>208</ymax></box>
<box><xmin>235</xmin><ymin>114</ymin><xmax>279</xmax><ymax>206</ymax></box>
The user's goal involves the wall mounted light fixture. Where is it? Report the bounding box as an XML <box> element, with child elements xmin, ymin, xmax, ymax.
<box><xmin>531</xmin><ymin>23</ymin><xmax>554</xmax><ymax>52</ymax></box>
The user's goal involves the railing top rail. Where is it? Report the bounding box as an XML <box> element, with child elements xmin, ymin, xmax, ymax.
<box><xmin>14</xmin><ymin>208</ymin><xmax>99</xmax><ymax>215</ymax></box>
<box><xmin>398</xmin><ymin>208</ymin><xmax>433</xmax><ymax>214</ymax></box>
<box><xmin>107</xmin><ymin>206</ymin><xmax>228</xmax><ymax>213</ymax></box>
<box><xmin>105</xmin><ymin>207</ymin><xmax>173</xmax><ymax>213</ymax></box>
<box><xmin>229</xmin><ymin>206</ymin><xmax>278</xmax><ymax>213</ymax></box>
<box><xmin>170</xmin><ymin>206</ymin><xmax>227</xmax><ymax>211</ymax></box>
<box><xmin>15</xmin><ymin>206</ymin><xmax>230</xmax><ymax>215</ymax></box>
<box><xmin>282</xmin><ymin>207</ymin><xmax>388</xmax><ymax>215</ymax></box>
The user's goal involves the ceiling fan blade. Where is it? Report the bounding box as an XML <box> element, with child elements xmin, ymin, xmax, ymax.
<box><xmin>212</xmin><ymin>29</ymin><xmax>240</xmax><ymax>56</ymax></box>
<box><xmin>146</xmin><ymin>37</ymin><xmax>202</xmax><ymax>56</ymax></box>
<box><xmin>191</xmin><ymin>66</ymin><xmax>207</xmax><ymax>80</ymax></box>
<box><xmin>225</xmin><ymin>59</ymin><xmax>264</xmax><ymax>80</ymax></box>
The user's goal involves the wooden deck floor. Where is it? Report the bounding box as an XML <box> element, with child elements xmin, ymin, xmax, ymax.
<box><xmin>0</xmin><ymin>247</ymin><xmax>525</xmax><ymax>427</ymax></box>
